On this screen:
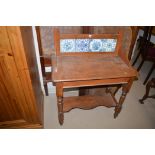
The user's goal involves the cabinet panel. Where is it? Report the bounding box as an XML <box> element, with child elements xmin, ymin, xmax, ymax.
<box><xmin>0</xmin><ymin>54</ymin><xmax>24</xmax><ymax>122</ymax></box>
<box><xmin>0</xmin><ymin>54</ymin><xmax>35</xmax><ymax>123</ymax></box>
<box><xmin>0</xmin><ymin>27</ymin><xmax>12</xmax><ymax>54</ymax></box>
<box><xmin>6</xmin><ymin>26</ymin><xmax>28</xmax><ymax>70</ymax></box>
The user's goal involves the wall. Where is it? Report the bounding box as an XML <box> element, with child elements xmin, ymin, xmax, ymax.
<box><xmin>32</xmin><ymin>26</ymin><xmax>45</xmax><ymax>94</ymax></box>
<box><xmin>32</xmin><ymin>27</ymin><xmax>56</xmax><ymax>94</ymax></box>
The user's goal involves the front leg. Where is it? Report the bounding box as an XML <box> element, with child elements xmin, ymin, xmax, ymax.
<box><xmin>114</xmin><ymin>78</ymin><xmax>134</xmax><ymax>118</ymax></box>
<box><xmin>56</xmin><ymin>83</ymin><xmax>64</xmax><ymax>125</ymax></box>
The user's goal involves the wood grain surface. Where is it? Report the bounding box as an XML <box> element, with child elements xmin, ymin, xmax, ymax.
<box><xmin>0</xmin><ymin>26</ymin><xmax>43</xmax><ymax>128</ymax></box>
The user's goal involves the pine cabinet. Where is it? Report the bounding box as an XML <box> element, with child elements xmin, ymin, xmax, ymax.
<box><xmin>0</xmin><ymin>26</ymin><xmax>43</xmax><ymax>128</ymax></box>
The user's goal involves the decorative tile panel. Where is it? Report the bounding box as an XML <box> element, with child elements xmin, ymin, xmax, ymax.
<box><xmin>40</xmin><ymin>26</ymin><xmax>82</xmax><ymax>55</ymax></box>
<box><xmin>102</xmin><ymin>39</ymin><xmax>117</xmax><ymax>52</ymax></box>
<box><xmin>60</xmin><ymin>39</ymin><xmax>75</xmax><ymax>52</ymax></box>
<box><xmin>90</xmin><ymin>39</ymin><xmax>103</xmax><ymax>52</ymax></box>
<box><xmin>76</xmin><ymin>39</ymin><xmax>90</xmax><ymax>52</ymax></box>
<box><xmin>60</xmin><ymin>39</ymin><xmax>117</xmax><ymax>52</ymax></box>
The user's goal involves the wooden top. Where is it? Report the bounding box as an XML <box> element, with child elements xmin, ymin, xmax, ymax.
<box><xmin>52</xmin><ymin>55</ymin><xmax>137</xmax><ymax>82</ymax></box>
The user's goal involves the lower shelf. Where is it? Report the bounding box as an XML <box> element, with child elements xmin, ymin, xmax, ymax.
<box><xmin>63</xmin><ymin>93</ymin><xmax>117</xmax><ymax>113</ymax></box>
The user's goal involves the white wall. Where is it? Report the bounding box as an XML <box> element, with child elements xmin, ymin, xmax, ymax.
<box><xmin>32</xmin><ymin>26</ymin><xmax>45</xmax><ymax>95</ymax></box>
<box><xmin>32</xmin><ymin>26</ymin><xmax>56</xmax><ymax>94</ymax></box>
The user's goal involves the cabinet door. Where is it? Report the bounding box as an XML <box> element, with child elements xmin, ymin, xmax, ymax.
<box><xmin>0</xmin><ymin>54</ymin><xmax>25</xmax><ymax>122</ymax></box>
<box><xmin>0</xmin><ymin>27</ymin><xmax>28</xmax><ymax>126</ymax></box>
<box><xmin>0</xmin><ymin>53</ymin><xmax>41</xmax><ymax>128</ymax></box>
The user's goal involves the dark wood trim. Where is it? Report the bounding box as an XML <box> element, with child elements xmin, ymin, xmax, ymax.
<box><xmin>128</xmin><ymin>26</ymin><xmax>139</xmax><ymax>60</ymax></box>
<box><xmin>35</xmin><ymin>26</ymin><xmax>50</xmax><ymax>95</ymax></box>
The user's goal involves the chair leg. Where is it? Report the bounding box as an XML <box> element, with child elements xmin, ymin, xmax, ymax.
<box><xmin>132</xmin><ymin>50</ymin><xmax>141</xmax><ymax>66</ymax></box>
<box><xmin>44</xmin><ymin>82</ymin><xmax>49</xmax><ymax>96</ymax></box>
<box><xmin>143</xmin><ymin>63</ymin><xmax>155</xmax><ymax>85</ymax></box>
<box><xmin>139</xmin><ymin>80</ymin><xmax>152</xmax><ymax>104</ymax></box>
<box><xmin>137</xmin><ymin>59</ymin><xmax>144</xmax><ymax>71</ymax></box>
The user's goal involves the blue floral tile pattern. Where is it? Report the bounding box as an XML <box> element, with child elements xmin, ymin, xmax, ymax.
<box><xmin>60</xmin><ymin>39</ymin><xmax>75</xmax><ymax>52</ymax></box>
<box><xmin>60</xmin><ymin>39</ymin><xmax>117</xmax><ymax>52</ymax></box>
<box><xmin>102</xmin><ymin>39</ymin><xmax>117</xmax><ymax>52</ymax></box>
<box><xmin>76</xmin><ymin>39</ymin><xmax>89</xmax><ymax>52</ymax></box>
<box><xmin>90</xmin><ymin>39</ymin><xmax>103</xmax><ymax>52</ymax></box>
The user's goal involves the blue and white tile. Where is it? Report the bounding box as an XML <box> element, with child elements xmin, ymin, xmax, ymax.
<box><xmin>102</xmin><ymin>39</ymin><xmax>117</xmax><ymax>52</ymax></box>
<box><xmin>60</xmin><ymin>39</ymin><xmax>75</xmax><ymax>52</ymax></box>
<box><xmin>89</xmin><ymin>39</ymin><xmax>103</xmax><ymax>52</ymax></box>
<box><xmin>75</xmin><ymin>39</ymin><xmax>90</xmax><ymax>52</ymax></box>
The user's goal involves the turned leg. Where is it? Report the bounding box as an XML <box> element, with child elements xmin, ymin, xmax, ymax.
<box><xmin>114</xmin><ymin>79</ymin><xmax>133</xmax><ymax>118</ymax></box>
<box><xmin>139</xmin><ymin>80</ymin><xmax>152</xmax><ymax>104</ymax></box>
<box><xmin>56</xmin><ymin>83</ymin><xmax>64</xmax><ymax>125</ymax></box>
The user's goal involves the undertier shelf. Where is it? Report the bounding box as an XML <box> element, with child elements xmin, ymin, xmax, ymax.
<box><xmin>63</xmin><ymin>93</ymin><xmax>117</xmax><ymax>113</ymax></box>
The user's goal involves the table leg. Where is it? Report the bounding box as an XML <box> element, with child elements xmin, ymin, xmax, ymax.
<box><xmin>56</xmin><ymin>83</ymin><xmax>64</xmax><ymax>125</ymax></box>
<box><xmin>114</xmin><ymin>79</ymin><xmax>133</xmax><ymax>118</ymax></box>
